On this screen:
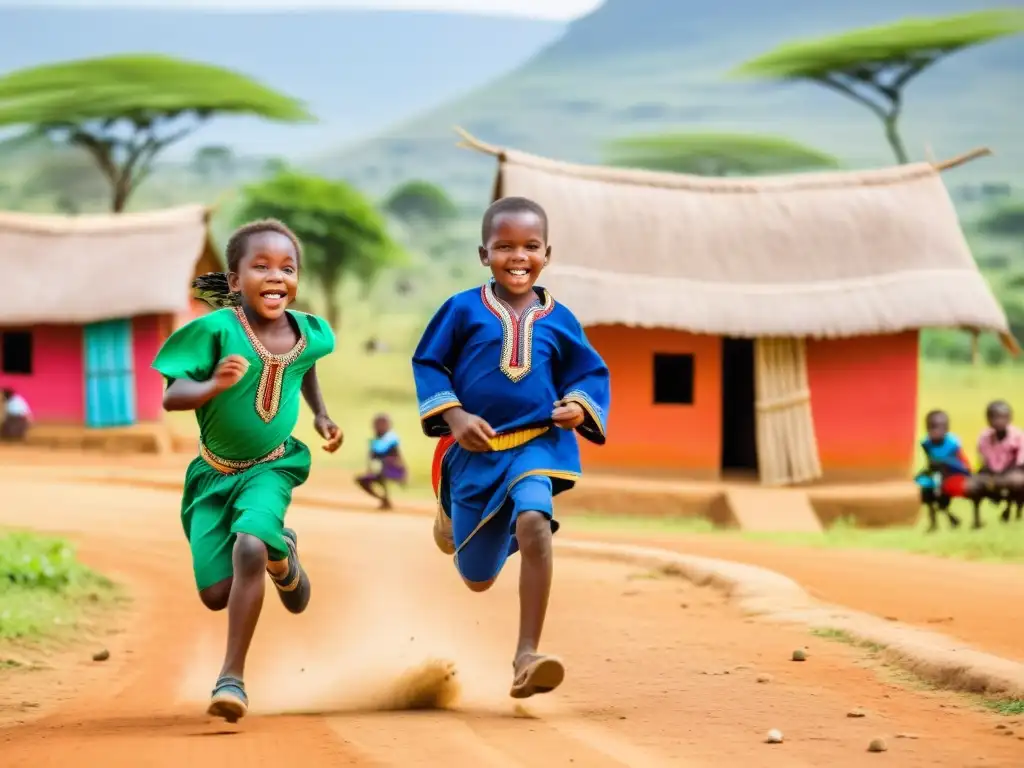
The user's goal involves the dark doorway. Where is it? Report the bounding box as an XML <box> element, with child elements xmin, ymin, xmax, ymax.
<box><xmin>720</xmin><ymin>337</ymin><xmax>758</xmax><ymax>473</ymax></box>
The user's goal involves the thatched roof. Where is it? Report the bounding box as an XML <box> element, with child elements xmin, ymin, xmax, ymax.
<box><xmin>1</xmin><ymin>204</ymin><xmax>211</xmax><ymax>325</ymax></box>
<box><xmin>460</xmin><ymin>131</ymin><xmax>1014</xmax><ymax>350</ymax></box>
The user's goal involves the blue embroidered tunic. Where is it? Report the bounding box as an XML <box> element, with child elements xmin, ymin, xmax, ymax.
<box><xmin>412</xmin><ymin>282</ymin><xmax>610</xmax><ymax>572</ymax></box>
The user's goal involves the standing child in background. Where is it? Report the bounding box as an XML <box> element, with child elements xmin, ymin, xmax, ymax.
<box><xmin>153</xmin><ymin>219</ymin><xmax>343</xmax><ymax>723</ymax></box>
<box><xmin>356</xmin><ymin>413</ymin><xmax>407</xmax><ymax>510</ymax></box>
<box><xmin>915</xmin><ymin>409</ymin><xmax>971</xmax><ymax>531</ymax></box>
<box><xmin>976</xmin><ymin>400</ymin><xmax>1024</xmax><ymax>523</ymax></box>
<box><xmin>413</xmin><ymin>196</ymin><xmax>610</xmax><ymax>700</ymax></box>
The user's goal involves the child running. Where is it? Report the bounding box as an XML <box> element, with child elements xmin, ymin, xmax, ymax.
<box><xmin>412</xmin><ymin>196</ymin><xmax>610</xmax><ymax>699</ymax></box>
<box><xmin>915</xmin><ymin>409</ymin><xmax>971</xmax><ymax>531</ymax></box>
<box><xmin>355</xmin><ymin>413</ymin><xmax>407</xmax><ymax>510</ymax></box>
<box><xmin>152</xmin><ymin>219</ymin><xmax>343</xmax><ymax>723</ymax></box>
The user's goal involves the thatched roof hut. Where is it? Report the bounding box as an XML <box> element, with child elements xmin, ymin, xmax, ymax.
<box><xmin>1</xmin><ymin>204</ymin><xmax>218</xmax><ymax>325</ymax></box>
<box><xmin>459</xmin><ymin>132</ymin><xmax>1012</xmax><ymax>487</ymax></box>
<box><xmin>472</xmin><ymin>138</ymin><xmax>1012</xmax><ymax>348</ymax></box>
<box><xmin>0</xmin><ymin>204</ymin><xmax>219</xmax><ymax>428</ymax></box>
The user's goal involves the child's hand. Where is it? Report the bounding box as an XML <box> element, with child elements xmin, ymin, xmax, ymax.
<box><xmin>212</xmin><ymin>355</ymin><xmax>250</xmax><ymax>392</ymax></box>
<box><xmin>315</xmin><ymin>413</ymin><xmax>344</xmax><ymax>453</ymax></box>
<box><xmin>445</xmin><ymin>408</ymin><xmax>496</xmax><ymax>452</ymax></box>
<box><xmin>552</xmin><ymin>400</ymin><xmax>585</xmax><ymax>430</ymax></box>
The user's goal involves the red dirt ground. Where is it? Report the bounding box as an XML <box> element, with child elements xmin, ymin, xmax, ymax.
<box><xmin>1</xmin><ymin>469</ymin><xmax>1023</xmax><ymax>766</ymax></box>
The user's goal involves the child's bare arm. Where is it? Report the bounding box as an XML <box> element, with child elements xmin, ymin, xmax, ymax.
<box><xmin>301</xmin><ymin>364</ymin><xmax>328</xmax><ymax>417</ymax></box>
<box><xmin>303</xmin><ymin>364</ymin><xmax>343</xmax><ymax>452</ymax></box>
<box><xmin>163</xmin><ymin>378</ymin><xmax>221</xmax><ymax>412</ymax></box>
<box><xmin>162</xmin><ymin>355</ymin><xmax>248</xmax><ymax>411</ymax></box>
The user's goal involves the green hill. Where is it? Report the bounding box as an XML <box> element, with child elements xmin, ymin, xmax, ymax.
<box><xmin>318</xmin><ymin>0</ymin><xmax>1023</xmax><ymax>206</ymax></box>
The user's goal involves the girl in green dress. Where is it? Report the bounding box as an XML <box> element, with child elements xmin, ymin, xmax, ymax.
<box><xmin>153</xmin><ymin>219</ymin><xmax>343</xmax><ymax>723</ymax></box>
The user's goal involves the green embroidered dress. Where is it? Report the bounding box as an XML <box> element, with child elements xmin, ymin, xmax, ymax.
<box><xmin>152</xmin><ymin>307</ymin><xmax>335</xmax><ymax>590</ymax></box>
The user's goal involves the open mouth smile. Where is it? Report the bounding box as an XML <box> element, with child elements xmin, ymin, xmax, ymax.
<box><xmin>506</xmin><ymin>268</ymin><xmax>529</xmax><ymax>277</ymax></box>
<box><xmin>260</xmin><ymin>291</ymin><xmax>286</xmax><ymax>301</ymax></box>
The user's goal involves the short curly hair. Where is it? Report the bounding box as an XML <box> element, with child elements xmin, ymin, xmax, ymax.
<box><xmin>191</xmin><ymin>219</ymin><xmax>304</xmax><ymax>308</ymax></box>
<box><xmin>224</xmin><ymin>218</ymin><xmax>303</xmax><ymax>272</ymax></box>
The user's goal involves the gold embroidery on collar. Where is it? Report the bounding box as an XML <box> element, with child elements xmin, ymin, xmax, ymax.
<box><xmin>480</xmin><ymin>282</ymin><xmax>554</xmax><ymax>382</ymax></box>
<box><xmin>233</xmin><ymin>307</ymin><xmax>307</xmax><ymax>422</ymax></box>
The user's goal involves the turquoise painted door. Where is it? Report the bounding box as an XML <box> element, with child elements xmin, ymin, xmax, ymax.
<box><xmin>83</xmin><ymin>319</ymin><xmax>137</xmax><ymax>428</ymax></box>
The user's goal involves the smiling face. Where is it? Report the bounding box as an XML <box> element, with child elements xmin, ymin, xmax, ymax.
<box><xmin>478</xmin><ymin>210</ymin><xmax>550</xmax><ymax>298</ymax></box>
<box><xmin>227</xmin><ymin>231</ymin><xmax>299</xmax><ymax>321</ymax></box>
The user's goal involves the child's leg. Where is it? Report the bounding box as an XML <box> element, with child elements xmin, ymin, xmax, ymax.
<box><xmin>219</xmin><ymin>533</ymin><xmax>269</xmax><ymax>679</ymax></box>
<box><xmin>356</xmin><ymin>474</ymin><xmax>386</xmax><ymax>503</ymax></box>
<box><xmin>232</xmin><ymin>471</ymin><xmax>310</xmax><ymax>615</ymax></box>
<box><xmin>508</xmin><ymin>476</ymin><xmax>564</xmax><ymax>699</ymax></box>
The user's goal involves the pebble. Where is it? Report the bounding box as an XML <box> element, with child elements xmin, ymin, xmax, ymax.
<box><xmin>92</xmin><ymin>649</ymin><xmax>110</xmax><ymax>662</ymax></box>
<box><xmin>791</xmin><ymin>649</ymin><xmax>807</xmax><ymax>662</ymax></box>
<box><xmin>765</xmin><ymin>729</ymin><xmax>783</xmax><ymax>744</ymax></box>
<box><xmin>867</xmin><ymin>738</ymin><xmax>888</xmax><ymax>753</ymax></box>
<box><xmin>757</xmin><ymin>674</ymin><xmax>773</xmax><ymax>684</ymax></box>
<box><xmin>847</xmin><ymin>708</ymin><xmax>867</xmax><ymax>718</ymax></box>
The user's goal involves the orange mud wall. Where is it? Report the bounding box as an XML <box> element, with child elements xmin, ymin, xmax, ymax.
<box><xmin>581</xmin><ymin>326</ymin><xmax>722</xmax><ymax>479</ymax></box>
<box><xmin>579</xmin><ymin>325</ymin><xmax>918</xmax><ymax>482</ymax></box>
<box><xmin>806</xmin><ymin>332</ymin><xmax>918</xmax><ymax>481</ymax></box>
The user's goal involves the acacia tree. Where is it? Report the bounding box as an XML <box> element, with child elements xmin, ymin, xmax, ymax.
<box><xmin>732</xmin><ymin>10</ymin><xmax>1024</xmax><ymax>164</ymax></box>
<box><xmin>235</xmin><ymin>169</ymin><xmax>403</xmax><ymax>328</ymax></box>
<box><xmin>605</xmin><ymin>132</ymin><xmax>839</xmax><ymax>176</ymax></box>
<box><xmin>383</xmin><ymin>180</ymin><xmax>458</xmax><ymax>225</ymax></box>
<box><xmin>0</xmin><ymin>54</ymin><xmax>313</xmax><ymax>212</ymax></box>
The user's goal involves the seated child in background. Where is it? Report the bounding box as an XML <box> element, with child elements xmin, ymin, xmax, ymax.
<box><xmin>915</xmin><ymin>409</ymin><xmax>971</xmax><ymax>531</ymax></box>
<box><xmin>0</xmin><ymin>388</ymin><xmax>31</xmax><ymax>441</ymax></box>
<box><xmin>355</xmin><ymin>413</ymin><xmax>407</xmax><ymax>510</ymax></box>
<box><xmin>976</xmin><ymin>400</ymin><xmax>1024</xmax><ymax>522</ymax></box>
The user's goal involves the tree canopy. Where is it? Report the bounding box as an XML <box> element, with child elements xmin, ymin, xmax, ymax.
<box><xmin>383</xmin><ymin>179</ymin><xmax>458</xmax><ymax>224</ymax></box>
<box><xmin>0</xmin><ymin>54</ymin><xmax>313</xmax><ymax>211</ymax></box>
<box><xmin>605</xmin><ymin>132</ymin><xmax>839</xmax><ymax>176</ymax></box>
<box><xmin>732</xmin><ymin>10</ymin><xmax>1024</xmax><ymax>163</ymax></box>
<box><xmin>235</xmin><ymin>169</ymin><xmax>403</xmax><ymax>328</ymax></box>
<box><xmin>978</xmin><ymin>201</ymin><xmax>1024</xmax><ymax>239</ymax></box>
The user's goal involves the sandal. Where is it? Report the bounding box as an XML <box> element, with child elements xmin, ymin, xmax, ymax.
<box><xmin>269</xmin><ymin>528</ymin><xmax>311</xmax><ymax>614</ymax></box>
<box><xmin>509</xmin><ymin>653</ymin><xmax>565</xmax><ymax>699</ymax></box>
<box><xmin>433</xmin><ymin>505</ymin><xmax>455</xmax><ymax>555</ymax></box>
<box><xmin>207</xmin><ymin>675</ymin><xmax>248</xmax><ymax>723</ymax></box>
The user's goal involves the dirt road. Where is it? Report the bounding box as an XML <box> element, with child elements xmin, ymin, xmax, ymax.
<box><xmin>1</xmin><ymin>475</ymin><xmax>1022</xmax><ymax>766</ymax></box>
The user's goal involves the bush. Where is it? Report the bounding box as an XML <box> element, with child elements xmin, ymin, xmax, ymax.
<box><xmin>0</xmin><ymin>533</ymin><xmax>109</xmax><ymax>592</ymax></box>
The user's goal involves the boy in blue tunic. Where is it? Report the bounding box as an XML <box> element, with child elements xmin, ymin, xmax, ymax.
<box><xmin>412</xmin><ymin>196</ymin><xmax>610</xmax><ymax>700</ymax></box>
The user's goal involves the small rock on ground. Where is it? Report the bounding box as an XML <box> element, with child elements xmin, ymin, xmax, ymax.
<box><xmin>847</xmin><ymin>708</ymin><xmax>867</xmax><ymax>718</ymax></box>
<box><xmin>765</xmin><ymin>729</ymin><xmax>783</xmax><ymax>744</ymax></box>
<box><xmin>92</xmin><ymin>649</ymin><xmax>110</xmax><ymax>662</ymax></box>
<box><xmin>867</xmin><ymin>738</ymin><xmax>888</xmax><ymax>753</ymax></box>
<box><xmin>791</xmin><ymin>649</ymin><xmax>807</xmax><ymax>662</ymax></box>
<box><xmin>757</xmin><ymin>674</ymin><xmax>773</xmax><ymax>684</ymax></box>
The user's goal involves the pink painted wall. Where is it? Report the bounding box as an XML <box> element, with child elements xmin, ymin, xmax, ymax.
<box><xmin>806</xmin><ymin>332</ymin><xmax>919</xmax><ymax>481</ymax></box>
<box><xmin>0</xmin><ymin>324</ymin><xmax>84</xmax><ymax>422</ymax></box>
<box><xmin>1</xmin><ymin>314</ymin><xmax>170</xmax><ymax>424</ymax></box>
<box><xmin>132</xmin><ymin>314</ymin><xmax>168</xmax><ymax>423</ymax></box>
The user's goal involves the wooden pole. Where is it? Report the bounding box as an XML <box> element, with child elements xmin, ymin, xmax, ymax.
<box><xmin>933</xmin><ymin>147</ymin><xmax>992</xmax><ymax>172</ymax></box>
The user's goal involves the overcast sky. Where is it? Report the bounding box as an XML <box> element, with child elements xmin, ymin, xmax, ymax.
<box><xmin>0</xmin><ymin>0</ymin><xmax>604</xmax><ymax>20</ymax></box>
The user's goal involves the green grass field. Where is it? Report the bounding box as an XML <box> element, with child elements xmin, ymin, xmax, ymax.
<box><xmin>0</xmin><ymin>533</ymin><xmax>119</xmax><ymax>650</ymax></box>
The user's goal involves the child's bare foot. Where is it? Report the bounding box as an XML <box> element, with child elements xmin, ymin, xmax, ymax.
<box><xmin>270</xmin><ymin>528</ymin><xmax>311</xmax><ymax>614</ymax></box>
<box><xmin>379</xmin><ymin>498</ymin><xmax>393</xmax><ymax>511</ymax></box>
<box><xmin>433</xmin><ymin>506</ymin><xmax>455</xmax><ymax>555</ymax></box>
<box><xmin>208</xmin><ymin>675</ymin><xmax>248</xmax><ymax>723</ymax></box>
<box><xmin>509</xmin><ymin>652</ymin><xmax>564</xmax><ymax>699</ymax></box>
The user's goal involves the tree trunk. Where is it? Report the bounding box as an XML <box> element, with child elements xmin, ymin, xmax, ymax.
<box><xmin>111</xmin><ymin>175</ymin><xmax>132</xmax><ymax>213</ymax></box>
<box><xmin>321</xmin><ymin>272</ymin><xmax>342</xmax><ymax>329</ymax></box>
<box><xmin>882</xmin><ymin>114</ymin><xmax>909</xmax><ymax>165</ymax></box>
